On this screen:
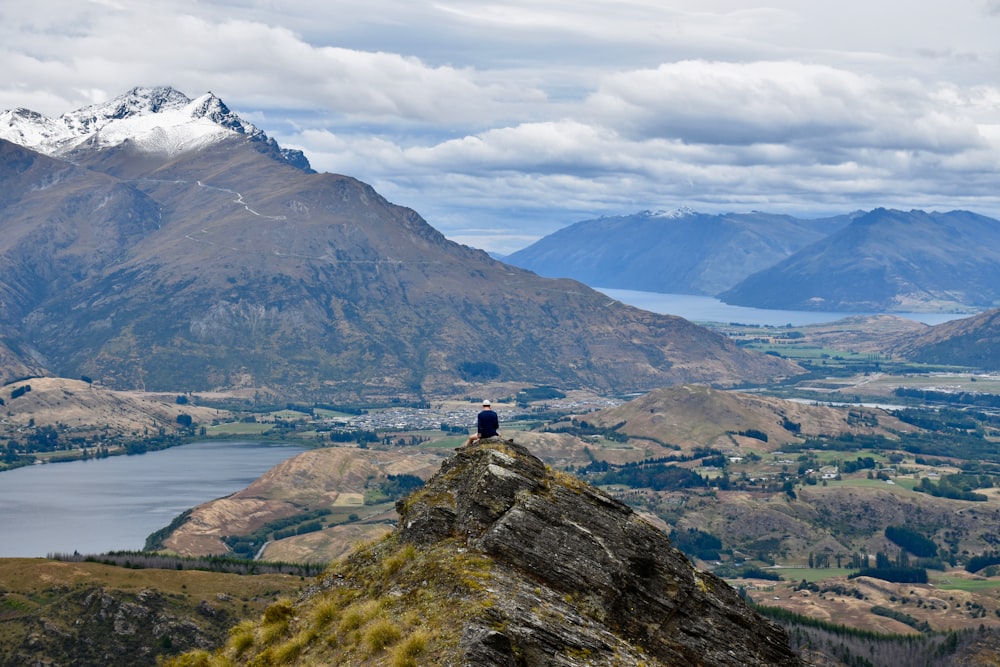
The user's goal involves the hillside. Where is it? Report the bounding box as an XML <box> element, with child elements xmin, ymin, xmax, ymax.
<box><xmin>165</xmin><ymin>438</ymin><xmax>803</xmax><ymax>666</ymax></box>
<box><xmin>506</xmin><ymin>209</ymin><xmax>845</xmax><ymax>295</ymax></box>
<box><xmin>889</xmin><ymin>308</ymin><xmax>1000</xmax><ymax>370</ymax></box>
<box><xmin>0</xmin><ymin>88</ymin><xmax>800</xmax><ymax>399</ymax></box>
<box><xmin>0</xmin><ymin>340</ymin><xmax>46</xmax><ymax>389</ymax></box>
<box><xmin>157</xmin><ymin>447</ymin><xmax>443</xmax><ymax>562</ymax></box>
<box><xmin>719</xmin><ymin>208</ymin><xmax>1000</xmax><ymax>312</ymax></box>
<box><xmin>0</xmin><ymin>558</ymin><xmax>300</xmax><ymax>667</ymax></box>
<box><xmin>0</xmin><ymin>377</ymin><xmax>225</xmax><ymax>449</ymax></box>
<box><xmin>579</xmin><ymin>384</ymin><xmax>915</xmax><ymax>451</ymax></box>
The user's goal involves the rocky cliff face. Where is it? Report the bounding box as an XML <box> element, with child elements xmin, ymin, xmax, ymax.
<box><xmin>170</xmin><ymin>439</ymin><xmax>803</xmax><ymax>666</ymax></box>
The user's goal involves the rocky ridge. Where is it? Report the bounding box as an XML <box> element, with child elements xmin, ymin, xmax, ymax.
<box><xmin>0</xmin><ymin>86</ymin><xmax>311</xmax><ymax>169</ymax></box>
<box><xmin>172</xmin><ymin>438</ymin><xmax>803</xmax><ymax>666</ymax></box>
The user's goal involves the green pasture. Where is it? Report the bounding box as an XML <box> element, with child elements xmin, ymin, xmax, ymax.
<box><xmin>312</xmin><ymin>408</ymin><xmax>354</xmax><ymax>419</ymax></box>
<box><xmin>862</xmin><ymin>372</ymin><xmax>1000</xmax><ymax>395</ymax></box>
<box><xmin>206</xmin><ymin>422</ymin><xmax>272</xmax><ymax>436</ymax></box>
<box><xmin>742</xmin><ymin>341</ymin><xmax>871</xmax><ymax>361</ymax></box>
<box><xmin>420</xmin><ymin>435</ymin><xmax>468</xmax><ymax>450</ymax></box>
<box><xmin>830</xmin><ymin>478</ymin><xmax>913</xmax><ymax>492</ymax></box>
<box><xmin>268</xmin><ymin>409</ymin><xmax>313</xmax><ymax>420</ymax></box>
<box><xmin>931</xmin><ymin>576</ymin><xmax>1000</xmax><ymax>592</ymax></box>
<box><xmin>769</xmin><ymin>567</ymin><xmax>853</xmax><ymax>583</ymax></box>
<box><xmin>890</xmin><ymin>477</ymin><xmax>919</xmax><ymax>490</ymax></box>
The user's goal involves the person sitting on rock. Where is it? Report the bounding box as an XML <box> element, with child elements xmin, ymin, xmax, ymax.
<box><xmin>464</xmin><ymin>399</ymin><xmax>500</xmax><ymax>446</ymax></box>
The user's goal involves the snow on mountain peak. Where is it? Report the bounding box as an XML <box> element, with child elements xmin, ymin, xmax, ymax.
<box><xmin>650</xmin><ymin>206</ymin><xmax>696</xmax><ymax>218</ymax></box>
<box><xmin>0</xmin><ymin>86</ymin><xmax>266</xmax><ymax>159</ymax></box>
<box><xmin>63</xmin><ymin>86</ymin><xmax>192</xmax><ymax>133</ymax></box>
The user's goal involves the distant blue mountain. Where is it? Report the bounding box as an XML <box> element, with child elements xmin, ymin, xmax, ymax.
<box><xmin>719</xmin><ymin>208</ymin><xmax>1000</xmax><ymax>312</ymax></box>
<box><xmin>506</xmin><ymin>209</ymin><xmax>851</xmax><ymax>295</ymax></box>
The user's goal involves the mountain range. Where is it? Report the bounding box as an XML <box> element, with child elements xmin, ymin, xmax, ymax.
<box><xmin>720</xmin><ymin>208</ymin><xmax>1000</xmax><ymax>312</ymax></box>
<box><xmin>508</xmin><ymin>207</ymin><xmax>1000</xmax><ymax>313</ymax></box>
<box><xmin>506</xmin><ymin>208</ymin><xmax>851</xmax><ymax>296</ymax></box>
<box><xmin>0</xmin><ymin>87</ymin><xmax>798</xmax><ymax>399</ymax></box>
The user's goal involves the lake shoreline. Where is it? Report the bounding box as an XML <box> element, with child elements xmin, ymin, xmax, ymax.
<box><xmin>0</xmin><ymin>440</ymin><xmax>307</xmax><ymax>558</ymax></box>
<box><xmin>597</xmin><ymin>288</ymin><xmax>970</xmax><ymax>327</ymax></box>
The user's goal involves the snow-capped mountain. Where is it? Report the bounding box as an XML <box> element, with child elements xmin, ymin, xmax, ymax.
<box><xmin>0</xmin><ymin>86</ymin><xmax>798</xmax><ymax>397</ymax></box>
<box><xmin>0</xmin><ymin>86</ymin><xmax>310</xmax><ymax>169</ymax></box>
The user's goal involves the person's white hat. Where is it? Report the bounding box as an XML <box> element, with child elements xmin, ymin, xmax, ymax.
<box><xmin>482</xmin><ymin>399</ymin><xmax>491</xmax><ymax>406</ymax></box>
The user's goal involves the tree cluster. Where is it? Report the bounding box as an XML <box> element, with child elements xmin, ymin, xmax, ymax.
<box><xmin>884</xmin><ymin>525</ymin><xmax>938</xmax><ymax>558</ymax></box>
<box><xmin>848</xmin><ymin>549</ymin><xmax>929</xmax><ymax>584</ymax></box>
<box><xmin>669</xmin><ymin>527</ymin><xmax>722</xmax><ymax>561</ymax></box>
<box><xmin>914</xmin><ymin>475</ymin><xmax>989</xmax><ymax>502</ymax></box>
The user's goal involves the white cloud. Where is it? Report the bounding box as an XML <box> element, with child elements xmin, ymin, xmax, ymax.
<box><xmin>0</xmin><ymin>6</ymin><xmax>537</xmax><ymax>125</ymax></box>
<box><xmin>2</xmin><ymin>0</ymin><xmax>1000</xmax><ymax>252</ymax></box>
<box><xmin>586</xmin><ymin>61</ymin><xmax>990</xmax><ymax>153</ymax></box>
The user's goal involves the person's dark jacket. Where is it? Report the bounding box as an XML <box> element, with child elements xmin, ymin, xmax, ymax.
<box><xmin>477</xmin><ymin>409</ymin><xmax>499</xmax><ymax>438</ymax></box>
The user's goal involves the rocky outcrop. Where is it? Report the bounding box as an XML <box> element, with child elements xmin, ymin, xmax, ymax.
<box><xmin>165</xmin><ymin>437</ymin><xmax>804</xmax><ymax>666</ymax></box>
<box><xmin>396</xmin><ymin>438</ymin><xmax>803</xmax><ymax>666</ymax></box>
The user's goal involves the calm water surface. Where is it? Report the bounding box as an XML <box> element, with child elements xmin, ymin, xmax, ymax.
<box><xmin>0</xmin><ymin>440</ymin><xmax>305</xmax><ymax>557</ymax></box>
<box><xmin>597</xmin><ymin>288</ymin><xmax>969</xmax><ymax>327</ymax></box>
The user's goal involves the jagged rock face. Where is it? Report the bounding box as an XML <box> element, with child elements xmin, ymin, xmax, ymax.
<box><xmin>397</xmin><ymin>439</ymin><xmax>803</xmax><ymax>666</ymax></box>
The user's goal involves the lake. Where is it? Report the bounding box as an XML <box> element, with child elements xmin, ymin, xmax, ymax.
<box><xmin>0</xmin><ymin>440</ymin><xmax>306</xmax><ymax>558</ymax></box>
<box><xmin>596</xmin><ymin>288</ymin><xmax>970</xmax><ymax>327</ymax></box>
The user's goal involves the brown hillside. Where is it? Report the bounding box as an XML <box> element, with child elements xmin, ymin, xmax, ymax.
<box><xmin>0</xmin><ymin>377</ymin><xmax>226</xmax><ymax>442</ymax></box>
<box><xmin>586</xmin><ymin>384</ymin><xmax>914</xmax><ymax>451</ymax></box>
<box><xmin>796</xmin><ymin>314</ymin><xmax>928</xmax><ymax>354</ymax></box>
<box><xmin>161</xmin><ymin>447</ymin><xmax>443</xmax><ymax>559</ymax></box>
<box><xmin>0</xmin><ymin>557</ymin><xmax>300</xmax><ymax>666</ymax></box>
<box><xmin>0</xmin><ymin>341</ymin><xmax>45</xmax><ymax>386</ymax></box>
<box><xmin>890</xmin><ymin>308</ymin><xmax>1000</xmax><ymax>369</ymax></box>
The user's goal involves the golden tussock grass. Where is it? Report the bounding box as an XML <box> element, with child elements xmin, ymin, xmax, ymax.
<box><xmin>363</xmin><ymin>616</ymin><xmax>402</xmax><ymax>654</ymax></box>
<box><xmin>167</xmin><ymin>534</ymin><xmax>496</xmax><ymax>666</ymax></box>
<box><xmin>388</xmin><ymin>629</ymin><xmax>430</xmax><ymax>667</ymax></box>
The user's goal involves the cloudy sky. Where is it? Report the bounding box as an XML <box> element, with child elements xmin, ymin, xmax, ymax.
<box><xmin>3</xmin><ymin>1</ymin><xmax>1000</xmax><ymax>253</ymax></box>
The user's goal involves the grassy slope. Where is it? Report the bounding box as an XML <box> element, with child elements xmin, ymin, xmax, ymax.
<box><xmin>0</xmin><ymin>558</ymin><xmax>301</xmax><ymax>666</ymax></box>
<box><xmin>584</xmin><ymin>384</ymin><xmax>916</xmax><ymax>451</ymax></box>
<box><xmin>161</xmin><ymin>537</ymin><xmax>495</xmax><ymax>667</ymax></box>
